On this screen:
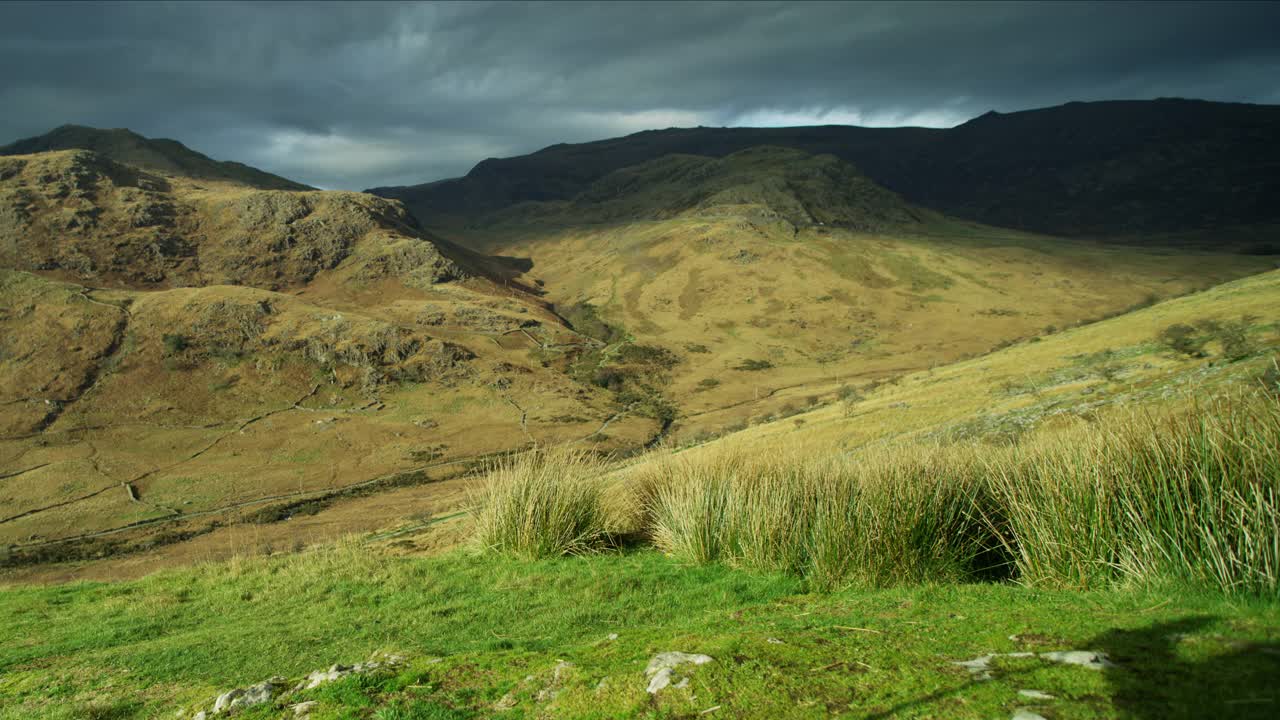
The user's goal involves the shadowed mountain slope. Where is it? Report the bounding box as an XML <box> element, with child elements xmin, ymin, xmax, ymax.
<box><xmin>485</xmin><ymin>146</ymin><xmax>924</xmax><ymax>231</ymax></box>
<box><xmin>371</xmin><ymin>98</ymin><xmax>1280</xmax><ymax>242</ymax></box>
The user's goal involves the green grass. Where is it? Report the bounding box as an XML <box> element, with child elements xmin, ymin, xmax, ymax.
<box><xmin>2</xmin><ymin>548</ymin><xmax>1278</xmax><ymax>719</ymax></box>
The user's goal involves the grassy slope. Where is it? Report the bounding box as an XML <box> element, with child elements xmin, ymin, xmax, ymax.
<box><xmin>2</xmin><ymin>267</ymin><xmax>1279</xmax><ymax>720</ymax></box>
<box><xmin>3</xmin><ymin>548</ymin><xmax>1280</xmax><ymax>720</ymax></box>
<box><xmin>708</xmin><ymin>267</ymin><xmax>1280</xmax><ymax>452</ymax></box>
<box><xmin>0</xmin><ymin>268</ymin><xmax>651</xmax><ymax>568</ymax></box>
<box><xmin>447</xmin><ymin>175</ymin><xmax>1273</xmax><ymax>439</ymax></box>
<box><xmin>2</xmin><ymin>144</ymin><xmax>1275</xmax><ymax>573</ymax></box>
<box><xmin>0</xmin><ymin>150</ymin><xmax>658</xmax><ymax>572</ymax></box>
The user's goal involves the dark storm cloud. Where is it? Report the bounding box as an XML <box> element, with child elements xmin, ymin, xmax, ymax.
<box><xmin>2</xmin><ymin>1</ymin><xmax>1278</xmax><ymax>189</ymax></box>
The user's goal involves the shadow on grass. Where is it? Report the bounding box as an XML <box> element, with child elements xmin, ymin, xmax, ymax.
<box><xmin>1089</xmin><ymin>616</ymin><xmax>1280</xmax><ymax>720</ymax></box>
<box><xmin>866</xmin><ymin>615</ymin><xmax>1280</xmax><ymax>719</ymax></box>
<box><xmin>78</xmin><ymin>701</ymin><xmax>142</xmax><ymax>720</ymax></box>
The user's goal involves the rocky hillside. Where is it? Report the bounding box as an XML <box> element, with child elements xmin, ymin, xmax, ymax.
<box><xmin>371</xmin><ymin>98</ymin><xmax>1280</xmax><ymax>243</ymax></box>
<box><xmin>0</xmin><ymin>140</ymin><xmax>665</xmax><ymax>571</ymax></box>
<box><xmin>0</xmin><ymin>125</ymin><xmax>310</xmax><ymax>190</ymax></box>
<box><xmin>0</xmin><ymin>150</ymin><xmax>463</xmax><ymax>290</ymax></box>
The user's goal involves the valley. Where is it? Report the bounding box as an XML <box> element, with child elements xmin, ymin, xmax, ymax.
<box><xmin>0</xmin><ymin>98</ymin><xmax>1278</xmax><ymax>720</ymax></box>
<box><xmin>1</xmin><ymin>119</ymin><xmax>1274</xmax><ymax>575</ymax></box>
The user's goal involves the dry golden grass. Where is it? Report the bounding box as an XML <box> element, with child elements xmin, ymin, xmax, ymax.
<box><xmin>445</xmin><ymin>213</ymin><xmax>1273</xmax><ymax>438</ymax></box>
<box><xmin>461</xmin><ymin>269</ymin><xmax>1280</xmax><ymax>594</ymax></box>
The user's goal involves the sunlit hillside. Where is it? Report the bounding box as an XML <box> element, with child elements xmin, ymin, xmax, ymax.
<box><xmin>440</xmin><ymin>146</ymin><xmax>1275</xmax><ymax>438</ymax></box>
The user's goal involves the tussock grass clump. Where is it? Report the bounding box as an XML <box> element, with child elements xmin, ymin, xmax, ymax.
<box><xmin>983</xmin><ymin>391</ymin><xmax>1280</xmax><ymax>596</ymax></box>
<box><xmin>469</xmin><ymin>448</ymin><xmax>612</xmax><ymax>559</ymax></box>
<box><xmin>639</xmin><ymin>445</ymin><xmax>997</xmax><ymax>591</ymax></box>
<box><xmin>636</xmin><ymin>391</ymin><xmax>1279</xmax><ymax>596</ymax></box>
<box><xmin>466</xmin><ymin>391</ymin><xmax>1278</xmax><ymax>596</ymax></box>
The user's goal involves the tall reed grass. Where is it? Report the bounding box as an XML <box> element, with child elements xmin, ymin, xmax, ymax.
<box><xmin>638</xmin><ymin>444</ymin><xmax>998</xmax><ymax>591</ymax></box>
<box><xmin>468</xmin><ymin>391</ymin><xmax>1279</xmax><ymax>595</ymax></box>
<box><xmin>994</xmin><ymin>393</ymin><xmax>1280</xmax><ymax>595</ymax></box>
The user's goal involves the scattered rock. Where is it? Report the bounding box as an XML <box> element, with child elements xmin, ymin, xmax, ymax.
<box><xmin>191</xmin><ymin>653</ymin><xmax>407</xmax><ymax>717</ymax></box>
<box><xmin>607</xmin><ymin>633</ymin><xmax>619</xmax><ymax>641</ymax></box>
<box><xmin>1039</xmin><ymin>650</ymin><xmax>1114</xmax><ymax>670</ymax></box>
<box><xmin>295</xmin><ymin>653</ymin><xmax>406</xmax><ymax>691</ymax></box>
<box><xmin>535</xmin><ymin>660</ymin><xmax>574</xmax><ymax>702</ymax></box>
<box><xmin>1008</xmin><ymin>633</ymin><xmax>1059</xmax><ymax>647</ymax></box>
<box><xmin>212</xmin><ymin>676</ymin><xmax>287</xmax><ymax>714</ymax></box>
<box><xmin>953</xmin><ymin>653</ymin><xmax>1033</xmax><ymax>680</ymax></box>
<box><xmin>1012</xmin><ymin>710</ymin><xmax>1049</xmax><ymax>720</ymax></box>
<box><xmin>645</xmin><ymin>651</ymin><xmax>714</xmax><ymax>694</ymax></box>
<box><xmin>766</xmin><ymin>638</ymin><xmax>784</xmax><ymax>645</ymax></box>
<box><xmin>1018</xmin><ymin>689</ymin><xmax>1056</xmax><ymax>700</ymax></box>
<box><xmin>953</xmin><ymin>650</ymin><xmax>1114</xmax><ymax>680</ymax></box>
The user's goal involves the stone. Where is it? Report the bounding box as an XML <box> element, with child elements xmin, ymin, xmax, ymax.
<box><xmin>952</xmin><ymin>653</ymin><xmax>1033</xmax><ymax>680</ymax></box>
<box><xmin>1012</xmin><ymin>710</ymin><xmax>1048</xmax><ymax>720</ymax></box>
<box><xmin>212</xmin><ymin>676</ymin><xmax>286</xmax><ymax>714</ymax></box>
<box><xmin>298</xmin><ymin>664</ymin><xmax>352</xmax><ymax>690</ymax></box>
<box><xmin>645</xmin><ymin>652</ymin><xmax>714</xmax><ymax>694</ymax></box>
<box><xmin>1018</xmin><ymin>689</ymin><xmax>1056</xmax><ymax>700</ymax></box>
<box><xmin>295</xmin><ymin>654</ymin><xmax>406</xmax><ymax>691</ymax></box>
<box><xmin>607</xmin><ymin>633</ymin><xmax>619</xmax><ymax>641</ymax></box>
<box><xmin>535</xmin><ymin>660</ymin><xmax>574</xmax><ymax>702</ymax></box>
<box><xmin>290</xmin><ymin>701</ymin><xmax>317</xmax><ymax>718</ymax></box>
<box><xmin>1038</xmin><ymin>650</ymin><xmax>1113</xmax><ymax>669</ymax></box>
<box><xmin>954</xmin><ymin>649</ymin><xmax>1113</xmax><ymax>680</ymax></box>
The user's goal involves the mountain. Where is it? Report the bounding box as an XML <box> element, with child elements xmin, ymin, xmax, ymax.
<box><xmin>371</xmin><ymin>98</ymin><xmax>1280</xmax><ymax>243</ymax></box>
<box><xmin>424</xmin><ymin>143</ymin><xmax>1275</xmax><ymax>439</ymax></box>
<box><xmin>0</xmin><ymin>137</ymin><xmax>664</xmax><ymax>569</ymax></box>
<box><xmin>0</xmin><ymin>125</ymin><xmax>311</xmax><ymax>191</ymax></box>
<box><xmin>1</xmin><ymin>113</ymin><xmax>1276</xmax><ymax>575</ymax></box>
<box><xmin>484</xmin><ymin>146</ymin><xmax>923</xmax><ymax>231</ymax></box>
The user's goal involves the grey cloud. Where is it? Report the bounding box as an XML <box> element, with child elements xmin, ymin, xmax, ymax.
<box><xmin>2</xmin><ymin>1</ymin><xmax>1277</xmax><ymax>189</ymax></box>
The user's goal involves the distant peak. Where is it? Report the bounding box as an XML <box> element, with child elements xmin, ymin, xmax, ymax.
<box><xmin>0</xmin><ymin>125</ymin><xmax>311</xmax><ymax>191</ymax></box>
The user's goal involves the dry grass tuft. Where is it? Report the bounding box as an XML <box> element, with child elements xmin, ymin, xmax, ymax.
<box><xmin>469</xmin><ymin>448</ymin><xmax>612</xmax><ymax>559</ymax></box>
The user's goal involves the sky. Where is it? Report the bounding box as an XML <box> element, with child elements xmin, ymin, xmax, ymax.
<box><xmin>2</xmin><ymin>1</ymin><xmax>1278</xmax><ymax>190</ymax></box>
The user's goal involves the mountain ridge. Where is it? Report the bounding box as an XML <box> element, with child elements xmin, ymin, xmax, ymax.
<box><xmin>0</xmin><ymin>125</ymin><xmax>311</xmax><ymax>191</ymax></box>
<box><xmin>370</xmin><ymin>98</ymin><xmax>1280</xmax><ymax>241</ymax></box>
